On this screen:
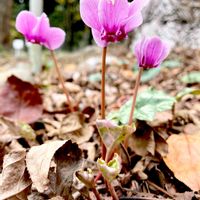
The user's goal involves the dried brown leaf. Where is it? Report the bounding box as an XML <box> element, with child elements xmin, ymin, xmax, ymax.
<box><xmin>0</xmin><ymin>150</ymin><xmax>31</xmax><ymax>200</ymax></box>
<box><xmin>53</xmin><ymin>140</ymin><xmax>82</xmax><ymax>198</ymax></box>
<box><xmin>44</xmin><ymin>112</ymin><xmax>93</xmax><ymax>144</ymax></box>
<box><xmin>128</xmin><ymin>126</ymin><xmax>155</xmax><ymax>156</ymax></box>
<box><xmin>164</xmin><ymin>133</ymin><xmax>200</xmax><ymax>191</ymax></box>
<box><xmin>26</xmin><ymin>140</ymin><xmax>67</xmax><ymax>193</ymax></box>
<box><xmin>0</xmin><ymin>76</ymin><xmax>43</xmax><ymax>123</ymax></box>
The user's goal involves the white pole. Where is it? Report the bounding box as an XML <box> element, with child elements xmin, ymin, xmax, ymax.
<box><xmin>29</xmin><ymin>0</ymin><xmax>44</xmax><ymax>74</ymax></box>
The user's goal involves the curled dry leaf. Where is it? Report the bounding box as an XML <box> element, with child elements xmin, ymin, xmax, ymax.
<box><xmin>0</xmin><ymin>76</ymin><xmax>43</xmax><ymax>123</ymax></box>
<box><xmin>53</xmin><ymin>140</ymin><xmax>82</xmax><ymax>198</ymax></box>
<box><xmin>26</xmin><ymin>140</ymin><xmax>67</xmax><ymax>193</ymax></box>
<box><xmin>26</xmin><ymin>140</ymin><xmax>82</xmax><ymax>198</ymax></box>
<box><xmin>0</xmin><ymin>150</ymin><xmax>31</xmax><ymax>200</ymax></box>
<box><xmin>128</xmin><ymin>124</ymin><xmax>155</xmax><ymax>156</ymax></box>
<box><xmin>164</xmin><ymin>133</ymin><xmax>200</xmax><ymax>191</ymax></box>
<box><xmin>128</xmin><ymin>122</ymin><xmax>168</xmax><ymax>157</ymax></box>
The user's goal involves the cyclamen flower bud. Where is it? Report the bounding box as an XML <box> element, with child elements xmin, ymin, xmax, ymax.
<box><xmin>135</xmin><ymin>36</ymin><xmax>170</xmax><ymax>69</ymax></box>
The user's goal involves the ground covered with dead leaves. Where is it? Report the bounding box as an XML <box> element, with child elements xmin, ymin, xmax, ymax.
<box><xmin>0</xmin><ymin>45</ymin><xmax>200</xmax><ymax>200</ymax></box>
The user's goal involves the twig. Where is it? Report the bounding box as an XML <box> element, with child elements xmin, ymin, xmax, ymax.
<box><xmin>147</xmin><ymin>180</ymin><xmax>174</xmax><ymax>199</ymax></box>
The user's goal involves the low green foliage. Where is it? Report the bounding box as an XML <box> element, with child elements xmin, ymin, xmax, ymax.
<box><xmin>176</xmin><ymin>87</ymin><xmax>200</xmax><ymax>101</ymax></box>
<box><xmin>161</xmin><ymin>60</ymin><xmax>181</xmax><ymax>68</ymax></box>
<box><xmin>181</xmin><ymin>72</ymin><xmax>200</xmax><ymax>84</ymax></box>
<box><xmin>141</xmin><ymin>68</ymin><xmax>161</xmax><ymax>83</ymax></box>
<box><xmin>108</xmin><ymin>88</ymin><xmax>176</xmax><ymax>123</ymax></box>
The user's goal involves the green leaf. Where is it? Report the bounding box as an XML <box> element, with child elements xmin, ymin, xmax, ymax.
<box><xmin>97</xmin><ymin>153</ymin><xmax>121</xmax><ymax>182</ymax></box>
<box><xmin>88</xmin><ymin>73</ymin><xmax>101</xmax><ymax>83</ymax></box>
<box><xmin>181</xmin><ymin>72</ymin><xmax>200</xmax><ymax>84</ymax></box>
<box><xmin>119</xmin><ymin>89</ymin><xmax>176</xmax><ymax>123</ymax></box>
<box><xmin>107</xmin><ymin>111</ymin><xmax>120</xmax><ymax>124</ymax></box>
<box><xmin>96</xmin><ymin>120</ymin><xmax>134</xmax><ymax>151</ymax></box>
<box><xmin>176</xmin><ymin>88</ymin><xmax>200</xmax><ymax>101</ymax></box>
<box><xmin>141</xmin><ymin>68</ymin><xmax>161</xmax><ymax>82</ymax></box>
<box><xmin>161</xmin><ymin>60</ymin><xmax>181</xmax><ymax>68</ymax></box>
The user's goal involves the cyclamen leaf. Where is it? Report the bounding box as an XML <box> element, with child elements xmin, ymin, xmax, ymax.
<box><xmin>181</xmin><ymin>72</ymin><xmax>200</xmax><ymax>84</ymax></box>
<box><xmin>141</xmin><ymin>68</ymin><xmax>161</xmax><ymax>82</ymax></box>
<box><xmin>97</xmin><ymin>153</ymin><xmax>121</xmax><ymax>182</ymax></box>
<box><xmin>119</xmin><ymin>88</ymin><xmax>176</xmax><ymax>123</ymax></box>
<box><xmin>96</xmin><ymin>119</ymin><xmax>134</xmax><ymax>152</ymax></box>
<box><xmin>161</xmin><ymin>60</ymin><xmax>181</xmax><ymax>68</ymax></box>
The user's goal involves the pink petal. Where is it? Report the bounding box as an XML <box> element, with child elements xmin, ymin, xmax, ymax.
<box><xmin>32</xmin><ymin>13</ymin><xmax>50</xmax><ymax>42</ymax></box>
<box><xmin>44</xmin><ymin>27</ymin><xmax>66</xmax><ymax>50</ymax></box>
<box><xmin>91</xmin><ymin>28</ymin><xmax>107</xmax><ymax>47</ymax></box>
<box><xmin>124</xmin><ymin>12</ymin><xmax>143</xmax><ymax>33</ymax></box>
<box><xmin>144</xmin><ymin>37</ymin><xmax>164</xmax><ymax>66</ymax></box>
<box><xmin>129</xmin><ymin>0</ymin><xmax>150</xmax><ymax>16</ymax></box>
<box><xmin>15</xmin><ymin>11</ymin><xmax>37</xmax><ymax>36</ymax></box>
<box><xmin>135</xmin><ymin>37</ymin><xmax>148</xmax><ymax>66</ymax></box>
<box><xmin>98</xmin><ymin>0</ymin><xmax>129</xmax><ymax>32</ymax></box>
<box><xmin>154</xmin><ymin>42</ymin><xmax>170</xmax><ymax>66</ymax></box>
<box><xmin>80</xmin><ymin>0</ymin><xmax>101</xmax><ymax>30</ymax></box>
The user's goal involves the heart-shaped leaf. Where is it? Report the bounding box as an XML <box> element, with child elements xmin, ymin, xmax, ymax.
<box><xmin>96</xmin><ymin>119</ymin><xmax>134</xmax><ymax>153</ymax></box>
<box><xmin>119</xmin><ymin>88</ymin><xmax>176</xmax><ymax>123</ymax></box>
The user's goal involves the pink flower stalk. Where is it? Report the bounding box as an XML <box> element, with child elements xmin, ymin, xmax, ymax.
<box><xmin>80</xmin><ymin>0</ymin><xmax>149</xmax><ymax>47</ymax></box>
<box><xmin>16</xmin><ymin>11</ymin><xmax>65</xmax><ymax>50</ymax></box>
<box><xmin>135</xmin><ymin>36</ymin><xmax>170</xmax><ymax>69</ymax></box>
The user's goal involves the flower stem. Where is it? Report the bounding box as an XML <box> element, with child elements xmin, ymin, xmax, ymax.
<box><xmin>101</xmin><ymin>47</ymin><xmax>107</xmax><ymax>119</ymax></box>
<box><xmin>101</xmin><ymin>47</ymin><xmax>107</xmax><ymax>159</ymax></box>
<box><xmin>92</xmin><ymin>188</ymin><xmax>102</xmax><ymax>200</ymax></box>
<box><xmin>50</xmin><ymin>50</ymin><xmax>74</xmax><ymax>112</ymax></box>
<box><xmin>128</xmin><ymin>67</ymin><xmax>143</xmax><ymax>125</ymax></box>
<box><xmin>106</xmin><ymin>180</ymin><xmax>119</xmax><ymax>200</ymax></box>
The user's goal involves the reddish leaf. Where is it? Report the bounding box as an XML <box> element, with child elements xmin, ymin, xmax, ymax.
<box><xmin>0</xmin><ymin>76</ymin><xmax>43</xmax><ymax>123</ymax></box>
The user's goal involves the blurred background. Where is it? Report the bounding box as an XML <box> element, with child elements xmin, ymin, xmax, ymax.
<box><xmin>1</xmin><ymin>0</ymin><xmax>92</xmax><ymax>51</ymax></box>
<box><xmin>1</xmin><ymin>0</ymin><xmax>200</xmax><ymax>52</ymax></box>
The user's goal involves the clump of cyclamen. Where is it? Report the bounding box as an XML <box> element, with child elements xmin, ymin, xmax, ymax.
<box><xmin>135</xmin><ymin>36</ymin><xmax>170</xmax><ymax>69</ymax></box>
<box><xmin>16</xmin><ymin>11</ymin><xmax>65</xmax><ymax>50</ymax></box>
<box><xmin>80</xmin><ymin>0</ymin><xmax>149</xmax><ymax>47</ymax></box>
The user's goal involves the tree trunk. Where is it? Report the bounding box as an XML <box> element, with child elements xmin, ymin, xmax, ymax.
<box><xmin>0</xmin><ymin>0</ymin><xmax>13</xmax><ymax>48</ymax></box>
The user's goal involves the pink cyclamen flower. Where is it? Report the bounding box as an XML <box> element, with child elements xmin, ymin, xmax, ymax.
<box><xmin>16</xmin><ymin>11</ymin><xmax>65</xmax><ymax>50</ymax></box>
<box><xmin>80</xmin><ymin>0</ymin><xmax>149</xmax><ymax>47</ymax></box>
<box><xmin>135</xmin><ymin>36</ymin><xmax>170</xmax><ymax>69</ymax></box>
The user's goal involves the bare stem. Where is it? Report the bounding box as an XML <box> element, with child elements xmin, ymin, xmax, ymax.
<box><xmin>101</xmin><ymin>47</ymin><xmax>107</xmax><ymax>119</ymax></box>
<box><xmin>128</xmin><ymin>67</ymin><xmax>143</xmax><ymax>125</ymax></box>
<box><xmin>101</xmin><ymin>47</ymin><xmax>107</xmax><ymax>159</ymax></box>
<box><xmin>106</xmin><ymin>181</ymin><xmax>119</xmax><ymax>200</ymax></box>
<box><xmin>50</xmin><ymin>50</ymin><xmax>74</xmax><ymax>112</ymax></box>
<box><xmin>92</xmin><ymin>188</ymin><xmax>102</xmax><ymax>200</ymax></box>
